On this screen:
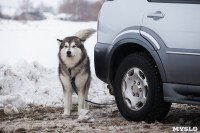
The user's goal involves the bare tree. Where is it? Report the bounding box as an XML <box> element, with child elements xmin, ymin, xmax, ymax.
<box><xmin>89</xmin><ymin>0</ymin><xmax>105</xmax><ymax>21</ymax></box>
<box><xmin>37</xmin><ymin>3</ymin><xmax>54</xmax><ymax>13</ymax></box>
<box><xmin>19</xmin><ymin>0</ymin><xmax>33</xmax><ymax>13</ymax></box>
<box><xmin>14</xmin><ymin>0</ymin><xmax>47</xmax><ymax>21</ymax></box>
<box><xmin>18</xmin><ymin>0</ymin><xmax>33</xmax><ymax>21</ymax></box>
<box><xmin>0</xmin><ymin>5</ymin><xmax>2</xmax><ymax>18</ymax></box>
<box><xmin>58</xmin><ymin>0</ymin><xmax>105</xmax><ymax>21</ymax></box>
<box><xmin>59</xmin><ymin>0</ymin><xmax>74</xmax><ymax>14</ymax></box>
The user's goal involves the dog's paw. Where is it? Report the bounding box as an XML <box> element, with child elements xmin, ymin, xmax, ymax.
<box><xmin>62</xmin><ymin>113</ymin><xmax>70</xmax><ymax>118</ymax></box>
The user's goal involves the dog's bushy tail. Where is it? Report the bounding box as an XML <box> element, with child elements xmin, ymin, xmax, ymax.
<box><xmin>75</xmin><ymin>28</ymin><xmax>96</xmax><ymax>41</ymax></box>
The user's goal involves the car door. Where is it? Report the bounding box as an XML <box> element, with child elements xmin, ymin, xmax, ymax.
<box><xmin>142</xmin><ymin>0</ymin><xmax>200</xmax><ymax>85</ymax></box>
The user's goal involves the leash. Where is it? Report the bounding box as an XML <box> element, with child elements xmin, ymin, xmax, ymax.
<box><xmin>85</xmin><ymin>100</ymin><xmax>116</xmax><ymax>106</ymax></box>
<box><xmin>69</xmin><ymin>68</ymin><xmax>115</xmax><ymax>106</ymax></box>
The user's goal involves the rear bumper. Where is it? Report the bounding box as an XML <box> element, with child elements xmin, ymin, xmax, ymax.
<box><xmin>94</xmin><ymin>42</ymin><xmax>112</xmax><ymax>83</ymax></box>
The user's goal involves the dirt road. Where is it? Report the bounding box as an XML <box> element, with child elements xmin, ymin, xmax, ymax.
<box><xmin>0</xmin><ymin>104</ymin><xmax>200</xmax><ymax>133</ymax></box>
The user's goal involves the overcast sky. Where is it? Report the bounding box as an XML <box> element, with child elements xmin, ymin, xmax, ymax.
<box><xmin>0</xmin><ymin>0</ymin><xmax>99</xmax><ymax>9</ymax></box>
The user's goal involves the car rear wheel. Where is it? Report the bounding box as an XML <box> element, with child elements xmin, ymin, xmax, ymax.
<box><xmin>114</xmin><ymin>52</ymin><xmax>171</xmax><ymax>123</ymax></box>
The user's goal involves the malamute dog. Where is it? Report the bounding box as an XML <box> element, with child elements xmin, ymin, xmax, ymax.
<box><xmin>57</xmin><ymin>29</ymin><xmax>95</xmax><ymax>116</ymax></box>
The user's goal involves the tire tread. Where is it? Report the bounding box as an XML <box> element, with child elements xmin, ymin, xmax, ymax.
<box><xmin>114</xmin><ymin>52</ymin><xmax>171</xmax><ymax>123</ymax></box>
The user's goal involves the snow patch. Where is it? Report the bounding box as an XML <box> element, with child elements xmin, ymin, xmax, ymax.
<box><xmin>4</xmin><ymin>104</ymin><xmax>19</xmax><ymax>115</ymax></box>
<box><xmin>78</xmin><ymin>109</ymin><xmax>95</xmax><ymax>123</ymax></box>
<box><xmin>0</xmin><ymin>95</ymin><xmax>26</xmax><ymax>110</ymax></box>
<box><xmin>0</xmin><ymin>19</ymin><xmax>114</xmax><ymax>111</ymax></box>
<box><xmin>0</xmin><ymin>61</ymin><xmax>63</xmax><ymax>109</ymax></box>
<box><xmin>0</xmin><ymin>61</ymin><xmax>114</xmax><ymax>111</ymax></box>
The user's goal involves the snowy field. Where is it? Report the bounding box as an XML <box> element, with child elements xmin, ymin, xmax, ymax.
<box><xmin>0</xmin><ymin>19</ymin><xmax>200</xmax><ymax>132</ymax></box>
<box><xmin>0</xmin><ymin>19</ymin><xmax>114</xmax><ymax>111</ymax></box>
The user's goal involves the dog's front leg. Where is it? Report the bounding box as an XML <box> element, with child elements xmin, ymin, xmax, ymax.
<box><xmin>84</xmin><ymin>87</ymin><xmax>89</xmax><ymax>110</ymax></box>
<box><xmin>78</xmin><ymin>89</ymin><xmax>85</xmax><ymax>115</ymax></box>
<box><xmin>62</xmin><ymin>89</ymin><xmax>72</xmax><ymax>116</ymax></box>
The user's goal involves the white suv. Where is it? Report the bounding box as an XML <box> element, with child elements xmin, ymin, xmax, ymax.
<box><xmin>95</xmin><ymin>0</ymin><xmax>200</xmax><ymax>123</ymax></box>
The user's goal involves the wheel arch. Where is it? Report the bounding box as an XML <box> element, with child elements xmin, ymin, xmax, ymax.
<box><xmin>108</xmin><ymin>38</ymin><xmax>167</xmax><ymax>86</ymax></box>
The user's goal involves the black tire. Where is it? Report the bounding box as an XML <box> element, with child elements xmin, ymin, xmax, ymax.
<box><xmin>114</xmin><ymin>52</ymin><xmax>171</xmax><ymax>123</ymax></box>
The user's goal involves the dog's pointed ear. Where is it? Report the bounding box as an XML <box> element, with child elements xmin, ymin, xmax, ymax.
<box><xmin>57</xmin><ymin>39</ymin><xmax>62</xmax><ymax>45</ymax></box>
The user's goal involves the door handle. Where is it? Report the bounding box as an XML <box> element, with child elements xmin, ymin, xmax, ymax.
<box><xmin>147</xmin><ymin>11</ymin><xmax>164</xmax><ymax>19</ymax></box>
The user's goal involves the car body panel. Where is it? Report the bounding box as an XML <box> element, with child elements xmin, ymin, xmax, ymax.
<box><xmin>95</xmin><ymin>0</ymin><xmax>200</xmax><ymax>104</ymax></box>
<box><xmin>142</xmin><ymin>2</ymin><xmax>200</xmax><ymax>85</ymax></box>
<box><xmin>98</xmin><ymin>0</ymin><xmax>147</xmax><ymax>44</ymax></box>
<box><xmin>143</xmin><ymin>2</ymin><xmax>200</xmax><ymax>49</ymax></box>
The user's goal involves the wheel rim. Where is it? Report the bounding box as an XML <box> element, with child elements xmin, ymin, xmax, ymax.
<box><xmin>122</xmin><ymin>67</ymin><xmax>148</xmax><ymax>111</ymax></box>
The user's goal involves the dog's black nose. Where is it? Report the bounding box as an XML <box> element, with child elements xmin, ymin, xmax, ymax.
<box><xmin>67</xmin><ymin>51</ymin><xmax>71</xmax><ymax>56</ymax></box>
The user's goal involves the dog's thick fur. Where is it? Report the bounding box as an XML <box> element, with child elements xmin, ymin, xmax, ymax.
<box><xmin>57</xmin><ymin>29</ymin><xmax>95</xmax><ymax>116</ymax></box>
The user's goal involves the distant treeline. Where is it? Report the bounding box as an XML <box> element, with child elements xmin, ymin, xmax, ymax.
<box><xmin>0</xmin><ymin>0</ymin><xmax>105</xmax><ymax>21</ymax></box>
<box><xmin>0</xmin><ymin>0</ymin><xmax>54</xmax><ymax>21</ymax></box>
<box><xmin>59</xmin><ymin>0</ymin><xmax>105</xmax><ymax>21</ymax></box>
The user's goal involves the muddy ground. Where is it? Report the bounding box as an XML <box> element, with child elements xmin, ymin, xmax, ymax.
<box><xmin>0</xmin><ymin>103</ymin><xmax>200</xmax><ymax>133</ymax></box>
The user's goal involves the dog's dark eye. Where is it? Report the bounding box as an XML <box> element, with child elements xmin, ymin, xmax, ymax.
<box><xmin>72</xmin><ymin>46</ymin><xmax>76</xmax><ymax>48</ymax></box>
<box><xmin>65</xmin><ymin>46</ymin><xmax>68</xmax><ymax>48</ymax></box>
